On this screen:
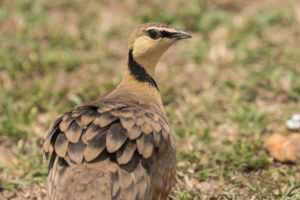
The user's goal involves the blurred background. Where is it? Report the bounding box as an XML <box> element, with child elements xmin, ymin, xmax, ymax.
<box><xmin>0</xmin><ymin>0</ymin><xmax>300</xmax><ymax>199</ymax></box>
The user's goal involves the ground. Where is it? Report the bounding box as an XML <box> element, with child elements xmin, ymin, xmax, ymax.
<box><xmin>0</xmin><ymin>0</ymin><xmax>300</xmax><ymax>199</ymax></box>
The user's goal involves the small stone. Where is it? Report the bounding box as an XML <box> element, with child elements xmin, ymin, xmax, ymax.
<box><xmin>286</xmin><ymin>120</ymin><xmax>297</xmax><ymax>130</ymax></box>
<box><xmin>294</xmin><ymin>121</ymin><xmax>300</xmax><ymax>129</ymax></box>
<box><xmin>292</xmin><ymin>114</ymin><xmax>300</xmax><ymax>122</ymax></box>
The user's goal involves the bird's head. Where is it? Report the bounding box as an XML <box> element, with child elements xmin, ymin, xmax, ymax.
<box><xmin>127</xmin><ymin>23</ymin><xmax>191</xmax><ymax>76</ymax></box>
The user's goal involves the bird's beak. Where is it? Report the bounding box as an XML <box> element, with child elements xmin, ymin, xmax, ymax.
<box><xmin>173</xmin><ymin>30</ymin><xmax>192</xmax><ymax>40</ymax></box>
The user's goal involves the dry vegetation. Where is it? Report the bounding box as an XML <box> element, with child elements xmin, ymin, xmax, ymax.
<box><xmin>0</xmin><ymin>0</ymin><xmax>300</xmax><ymax>199</ymax></box>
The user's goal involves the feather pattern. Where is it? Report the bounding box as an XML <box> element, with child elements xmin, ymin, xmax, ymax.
<box><xmin>45</xmin><ymin>97</ymin><xmax>175</xmax><ymax>200</ymax></box>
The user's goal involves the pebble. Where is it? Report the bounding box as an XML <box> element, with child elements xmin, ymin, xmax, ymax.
<box><xmin>286</xmin><ymin>114</ymin><xmax>300</xmax><ymax>130</ymax></box>
<box><xmin>291</xmin><ymin>114</ymin><xmax>300</xmax><ymax>122</ymax></box>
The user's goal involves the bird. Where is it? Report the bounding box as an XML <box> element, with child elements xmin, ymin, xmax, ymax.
<box><xmin>43</xmin><ymin>22</ymin><xmax>191</xmax><ymax>200</ymax></box>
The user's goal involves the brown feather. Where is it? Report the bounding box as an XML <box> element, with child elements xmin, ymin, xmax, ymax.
<box><xmin>121</xmin><ymin>181</ymin><xmax>137</xmax><ymax>200</ymax></box>
<box><xmin>65</xmin><ymin>120</ymin><xmax>82</xmax><ymax>143</ymax></box>
<box><xmin>142</xmin><ymin>113</ymin><xmax>153</xmax><ymax>125</ymax></box>
<box><xmin>151</xmin><ymin>120</ymin><xmax>161</xmax><ymax>132</ymax></box>
<box><xmin>106</xmin><ymin>123</ymin><xmax>128</xmax><ymax>153</ymax></box>
<box><xmin>116</xmin><ymin>140</ymin><xmax>137</xmax><ymax>165</ymax></box>
<box><xmin>59</xmin><ymin>115</ymin><xmax>73</xmax><ymax>132</ymax></box>
<box><xmin>118</xmin><ymin>168</ymin><xmax>134</xmax><ymax>189</ymax></box>
<box><xmin>118</xmin><ymin>108</ymin><xmax>134</xmax><ymax>118</ymax></box>
<box><xmin>136</xmin><ymin>117</ymin><xmax>144</xmax><ymax>126</ymax></box>
<box><xmin>43</xmin><ymin>125</ymin><xmax>59</xmax><ymax>152</ymax></box>
<box><xmin>137</xmin><ymin>110</ymin><xmax>145</xmax><ymax>116</ymax></box>
<box><xmin>112</xmin><ymin>172</ymin><xmax>121</xmax><ymax>197</ymax></box>
<box><xmin>80</xmin><ymin>115</ymin><xmax>94</xmax><ymax>126</ymax></box>
<box><xmin>112</xmin><ymin>190</ymin><xmax>121</xmax><ymax>200</ymax></box>
<box><xmin>71</xmin><ymin>107</ymin><xmax>86</xmax><ymax>116</ymax></box>
<box><xmin>97</xmin><ymin>107</ymin><xmax>106</xmax><ymax>113</ymax></box>
<box><xmin>110</xmin><ymin>109</ymin><xmax>120</xmax><ymax>117</ymax></box>
<box><xmin>153</xmin><ymin>114</ymin><xmax>160</xmax><ymax>122</ymax></box>
<box><xmin>136</xmin><ymin>134</ymin><xmax>154</xmax><ymax>158</ymax></box>
<box><xmin>98</xmin><ymin>111</ymin><xmax>118</xmax><ymax>127</ymax></box>
<box><xmin>141</xmin><ymin>123</ymin><xmax>153</xmax><ymax>134</ymax></box>
<box><xmin>67</xmin><ymin>139</ymin><xmax>85</xmax><ymax>164</ymax></box>
<box><xmin>82</xmin><ymin>123</ymin><xmax>103</xmax><ymax>143</ymax></box>
<box><xmin>100</xmin><ymin>106</ymin><xmax>112</xmax><ymax>112</ymax></box>
<box><xmin>120</xmin><ymin>117</ymin><xmax>135</xmax><ymax>130</ymax></box>
<box><xmin>44</xmin><ymin>117</ymin><xmax>62</xmax><ymax>148</ymax></box>
<box><xmin>83</xmin><ymin>130</ymin><xmax>107</xmax><ymax>162</ymax></box>
<box><xmin>54</xmin><ymin>133</ymin><xmax>69</xmax><ymax>157</ymax></box>
<box><xmin>153</xmin><ymin>131</ymin><xmax>162</xmax><ymax>147</ymax></box>
<box><xmin>79</xmin><ymin>107</ymin><xmax>100</xmax><ymax>126</ymax></box>
<box><xmin>128</xmin><ymin>125</ymin><xmax>142</xmax><ymax>140</ymax></box>
<box><xmin>161</xmin><ymin>129</ymin><xmax>169</xmax><ymax>142</ymax></box>
<box><xmin>134</xmin><ymin>162</ymin><xmax>149</xmax><ymax>199</ymax></box>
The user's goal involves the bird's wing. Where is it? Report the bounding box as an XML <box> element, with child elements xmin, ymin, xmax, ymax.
<box><xmin>43</xmin><ymin>100</ymin><xmax>172</xmax><ymax>199</ymax></box>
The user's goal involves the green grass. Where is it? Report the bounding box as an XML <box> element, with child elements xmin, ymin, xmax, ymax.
<box><xmin>1</xmin><ymin>0</ymin><xmax>300</xmax><ymax>199</ymax></box>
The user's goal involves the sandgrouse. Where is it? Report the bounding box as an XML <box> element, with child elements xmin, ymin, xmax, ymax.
<box><xmin>43</xmin><ymin>22</ymin><xmax>191</xmax><ymax>200</ymax></box>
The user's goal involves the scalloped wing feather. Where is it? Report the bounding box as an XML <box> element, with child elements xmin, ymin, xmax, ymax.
<box><xmin>44</xmin><ymin>101</ymin><xmax>174</xmax><ymax>199</ymax></box>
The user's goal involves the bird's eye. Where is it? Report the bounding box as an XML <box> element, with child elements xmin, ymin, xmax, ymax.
<box><xmin>147</xmin><ymin>29</ymin><xmax>158</xmax><ymax>39</ymax></box>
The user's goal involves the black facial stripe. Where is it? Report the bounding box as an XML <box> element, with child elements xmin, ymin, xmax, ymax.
<box><xmin>160</xmin><ymin>30</ymin><xmax>176</xmax><ymax>38</ymax></box>
<box><xmin>128</xmin><ymin>49</ymin><xmax>159</xmax><ymax>90</ymax></box>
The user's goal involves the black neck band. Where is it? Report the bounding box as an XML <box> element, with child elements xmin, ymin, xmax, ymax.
<box><xmin>128</xmin><ymin>49</ymin><xmax>158</xmax><ymax>91</ymax></box>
